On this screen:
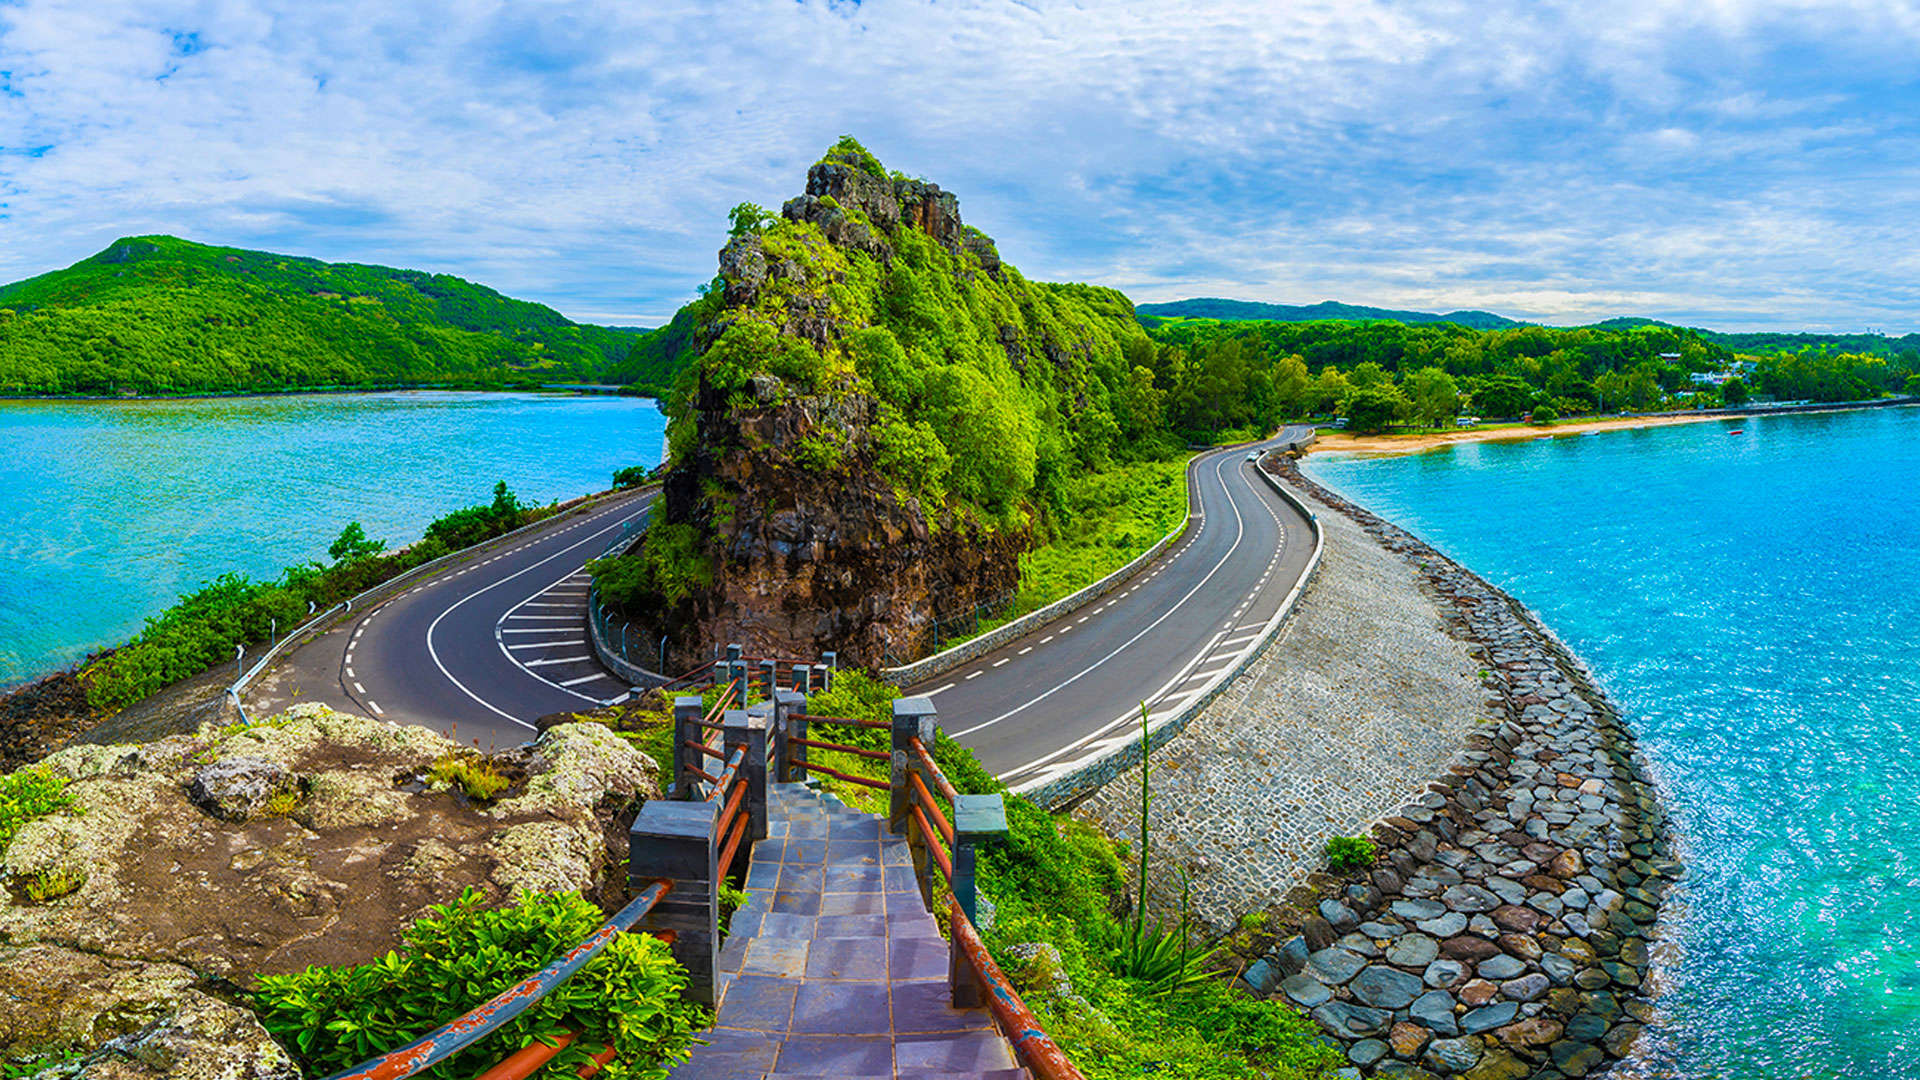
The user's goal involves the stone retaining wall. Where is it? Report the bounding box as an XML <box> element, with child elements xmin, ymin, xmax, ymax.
<box><xmin>1231</xmin><ymin>462</ymin><xmax>1678</xmax><ymax>1080</ymax></box>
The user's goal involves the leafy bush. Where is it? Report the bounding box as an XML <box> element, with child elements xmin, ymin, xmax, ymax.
<box><xmin>613</xmin><ymin>465</ymin><xmax>654</xmax><ymax>490</ymax></box>
<box><xmin>254</xmin><ymin>889</ymin><xmax>700</xmax><ymax>1080</ymax></box>
<box><xmin>590</xmin><ymin>521</ymin><xmax>714</xmax><ymax>610</ymax></box>
<box><xmin>0</xmin><ymin>766</ymin><xmax>76</xmax><ymax>857</ymax></box>
<box><xmin>23</xmin><ymin>866</ymin><xmax>86</xmax><ymax>901</ymax></box>
<box><xmin>1324</xmin><ymin>836</ymin><xmax>1376</xmax><ymax>873</ymax></box>
<box><xmin>1530</xmin><ymin>404</ymin><xmax>1559</xmax><ymax>424</ymax></box>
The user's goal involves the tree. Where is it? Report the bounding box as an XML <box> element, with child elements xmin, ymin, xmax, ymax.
<box><xmin>1341</xmin><ymin>385</ymin><xmax>1409</xmax><ymax>434</ymax></box>
<box><xmin>1472</xmin><ymin>374</ymin><xmax>1533</xmax><ymax>418</ymax></box>
<box><xmin>1530</xmin><ymin>404</ymin><xmax>1558</xmax><ymax>424</ymax></box>
<box><xmin>1307</xmin><ymin>367</ymin><xmax>1352</xmax><ymax>415</ymax></box>
<box><xmin>727</xmin><ymin>202</ymin><xmax>775</xmax><ymax>237</ymax></box>
<box><xmin>1403</xmin><ymin>367</ymin><xmax>1459</xmax><ymax>428</ymax></box>
<box><xmin>1721</xmin><ymin>377</ymin><xmax>1750</xmax><ymax>407</ymax></box>
<box><xmin>327</xmin><ymin>522</ymin><xmax>385</xmax><ymax>563</ymax></box>
<box><xmin>1348</xmin><ymin>361</ymin><xmax>1390</xmax><ymax>390</ymax></box>
<box><xmin>1270</xmin><ymin>354</ymin><xmax>1310</xmax><ymax>419</ymax></box>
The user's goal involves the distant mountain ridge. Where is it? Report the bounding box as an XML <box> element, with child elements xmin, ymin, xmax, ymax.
<box><xmin>0</xmin><ymin>235</ymin><xmax>681</xmax><ymax>396</ymax></box>
<box><xmin>1136</xmin><ymin>297</ymin><xmax>1525</xmax><ymax>330</ymax></box>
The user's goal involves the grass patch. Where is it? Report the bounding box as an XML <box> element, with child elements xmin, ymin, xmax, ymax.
<box><xmin>0</xmin><ymin>765</ymin><xmax>77</xmax><ymax>858</ymax></box>
<box><xmin>427</xmin><ymin>752</ymin><xmax>510</xmax><ymax>801</ymax></box>
<box><xmin>23</xmin><ymin>866</ymin><xmax>86</xmax><ymax>902</ymax></box>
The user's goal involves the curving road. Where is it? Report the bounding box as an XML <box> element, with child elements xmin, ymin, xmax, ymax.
<box><xmin>243</xmin><ymin>490</ymin><xmax>656</xmax><ymax>749</ymax></box>
<box><xmin>244</xmin><ymin>426</ymin><xmax>1318</xmax><ymax>768</ymax></box>
<box><xmin>911</xmin><ymin>427</ymin><xmax>1318</xmax><ymax>792</ymax></box>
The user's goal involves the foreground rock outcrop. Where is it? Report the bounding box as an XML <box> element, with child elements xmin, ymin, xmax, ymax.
<box><xmin>0</xmin><ymin>703</ymin><xmax>659</xmax><ymax>1067</ymax></box>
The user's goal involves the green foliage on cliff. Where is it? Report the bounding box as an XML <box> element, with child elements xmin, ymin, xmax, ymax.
<box><xmin>254</xmin><ymin>888</ymin><xmax>699</xmax><ymax>1080</ymax></box>
<box><xmin>81</xmin><ymin>483</ymin><xmax>545</xmax><ymax>710</ymax></box>
<box><xmin>0</xmin><ymin>235</ymin><xmax>671</xmax><ymax>396</ymax></box>
<box><xmin>674</xmin><ymin>139</ymin><xmax>1164</xmax><ymax>525</ymax></box>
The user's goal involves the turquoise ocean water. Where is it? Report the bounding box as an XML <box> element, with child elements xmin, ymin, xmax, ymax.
<box><xmin>0</xmin><ymin>391</ymin><xmax>666</xmax><ymax>690</ymax></box>
<box><xmin>1303</xmin><ymin>407</ymin><xmax>1920</xmax><ymax>1077</ymax></box>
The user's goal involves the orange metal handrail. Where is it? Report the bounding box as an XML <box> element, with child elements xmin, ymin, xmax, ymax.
<box><xmin>949</xmin><ymin>898</ymin><xmax>1086</xmax><ymax>1080</ymax></box>
<box><xmin>801</xmin><ymin>762</ymin><xmax>890</xmax><ymax>790</ymax></box>
<box><xmin>907</xmin><ymin>736</ymin><xmax>958</xmax><ymax>803</ymax></box>
<box><xmin>912</xmin><ymin>802</ymin><xmax>953</xmax><ymax>882</ymax></box>
<box><xmin>908</xmin><ymin>769</ymin><xmax>955</xmax><ymax>848</ymax></box>
<box><xmin>715</xmin><ymin>807</ymin><xmax>750</xmax><ymax>876</ymax></box>
<box><xmin>788</xmin><ymin>736</ymin><xmax>889</xmax><ymax>761</ymax></box>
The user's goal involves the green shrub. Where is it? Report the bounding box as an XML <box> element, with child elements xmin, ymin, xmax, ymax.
<box><xmin>613</xmin><ymin>465</ymin><xmax>653</xmax><ymax>490</ymax></box>
<box><xmin>253</xmin><ymin>888</ymin><xmax>699</xmax><ymax>1080</ymax></box>
<box><xmin>1529</xmin><ymin>404</ymin><xmax>1559</xmax><ymax>424</ymax></box>
<box><xmin>0</xmin><ymin>765</ymin><xmax>77</xmax><ymax>858</ymax></box>
<box><xmin>1324</xmin><ymin>835</ymin><xmax>1376</xmax><ymax>873</ymax></box>
<box><xmin>24</xmin><ymin>866</ymin><xmax>86</xmax><ymax>902</ymax></box>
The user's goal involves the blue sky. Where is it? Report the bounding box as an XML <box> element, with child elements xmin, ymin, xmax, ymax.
<box><xmin>3</xmin><ymin>1</ymin><xmax>1919</xmax><ymax>332</ymax></box>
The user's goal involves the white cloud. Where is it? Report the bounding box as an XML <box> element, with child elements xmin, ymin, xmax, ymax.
<box><xmin>1</xmin><ymin>0</ymin><xmax>1919</xmax><ymax>330</ymax></box>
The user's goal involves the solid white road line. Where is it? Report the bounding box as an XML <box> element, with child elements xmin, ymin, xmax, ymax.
<box><xmin>524</xmin><ymin>655</ymin><xmax>595</xmax><ymax>667</ymax></box>
<box><xmin>560</xmin><ymin>672</ymin><xmax>615</xmax><ymax>687</ymax></box>
<box><xmin>952</xmin><ymin>452</ymin><xmax>1251</xmax><ymax>739</ymax></box>
<box><xmin>507</xmin><ymin>640</ymin><xmax>586</xmax><ymax>650</ymax></box>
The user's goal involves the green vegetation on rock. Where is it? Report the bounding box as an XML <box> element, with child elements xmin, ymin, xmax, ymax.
<box><xmin>0</xmin><ymin>235</ymin><xmax>674</xmax><ymax>396</ymax></box>
<box><xmin>0</xmin><ymin>766</ymin><xmax>75</xmax><ymax>859</ymax></box>
<box><xmin>253</xmin><ymin>887</ymin><xmax>700</xmax><ymax>1080</ymax></box>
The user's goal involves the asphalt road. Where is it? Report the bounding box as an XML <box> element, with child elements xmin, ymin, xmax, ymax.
<box><xmin>909</xmin><ymin>427</ymin><xmax>1318</xmax><ymax>791</ymax></box>
<box><xmin>244</xmin><ymin>489</ymin><xmax>656</xmax><ymax>749</ymax></box>
<box><xmin>245</xmin><ymin>426</ymin><xmax>1316</xmax><ymax>766</ymax></box>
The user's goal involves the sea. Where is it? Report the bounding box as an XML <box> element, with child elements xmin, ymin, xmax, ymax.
<box><xmin>1302</xmin><ymin>406</ymin><xmax>1920</xmax><ymax>1077</ymax></box>
<box><xmin>0</xmin><ymin>391</ymin><xmax>667</xmax><ymax>690</ymax></box>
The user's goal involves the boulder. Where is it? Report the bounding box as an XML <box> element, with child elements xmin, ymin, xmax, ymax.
<box><xmin>186</xmin><ymin>758</ymin><xmax>289</xmax><ymax>822</ymax></box>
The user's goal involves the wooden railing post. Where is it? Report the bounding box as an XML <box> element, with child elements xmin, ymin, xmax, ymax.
<box><xmin>771</xmin><ymin>689</ymin><xmax>804</xmax><ymax>784</ymax></box>
<box><xmin>891</xmin><ymin>696</ymin><xmax>938</xmax><ymax>909</ymax></box>
<box><xmin>630</xmin><ymin>799</ymin><xmax>719</xmax><ymax>1004</ymax></box>
<box><xmin>722</xmin><ymin>708</ymin><xmax>770</xmax><ymax>843</ymax></box>
<box><xmin>671</xmin><ymin>695</ymin><xmax>702</xmax><ymax>800</ymax></box>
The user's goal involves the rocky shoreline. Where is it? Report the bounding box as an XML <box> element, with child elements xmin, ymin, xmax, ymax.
<box><xmin>1232</xmin><ymin>460</ymin><xmax>1679</xmax><ymax>1080</ymax></box>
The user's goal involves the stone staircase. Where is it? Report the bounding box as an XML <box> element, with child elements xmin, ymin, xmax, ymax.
<box><xmin>668</xmin><ymin>782</ymin><xmax>1026</xmax><ymax>1080</ymax></box>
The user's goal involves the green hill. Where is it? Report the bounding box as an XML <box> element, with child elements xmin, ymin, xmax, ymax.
<box><xmin>1137</xmin><ymin>297</ymin><xmax>1524</xmax><ymax>330</ymax></box>
<box><xmin>0</xmin><ymin>235</ymin><xmax>677</xmax><ymax>396</ymax></box>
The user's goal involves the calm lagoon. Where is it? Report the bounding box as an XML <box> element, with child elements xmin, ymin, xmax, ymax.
<box><xmin>1304</xmin><ymin>407</ymin><xmax>1920</xmax><ymax>1077</ymax></box>
<box><xmin>0</xmin><ymin>391</ymin><xmax>665</xmax><ymax>689</ymax></box>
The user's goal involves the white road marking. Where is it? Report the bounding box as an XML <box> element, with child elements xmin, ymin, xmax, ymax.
<box><xmin>560</xmin><ymin>672</ymin><xmax>615</xmax><ymax>687</ymax></box>
<box><xmin>505</xmin><ymin>614</ymin><xmax>576</xmax><ymax>621</ymax></box>
<box><xmin>502</xmin><ymin>626</ymin><xmax>579</xmax><ymax>633</ymax></box>
<box><xmin>992</xmin><ymin>658</ymin><xmax>1010</xmax><ymax>667</ymax></box>
<box><xmin>345</xmin><ymin>667</ymin><xmax>355</xmax><ymax>678</ymax></box>
<box><xmin>368</xmin><ymin>700</ymin><xmax>383</xmax><ymax>715</ymax></box>
<box><xmin>353</xmin><ymin>682</ymin><xmax>366</xmax><ymax>694</ymax></box>
<box><xmin>965</xmin><ymin>671</ymin><xmax>983</xmax><ymax>680</ymax></box>
<box><xmin>953</xmin><ymin>452</ymin><xmax>1253</xmax><ymax>739</ymax></box>
<box><xmin>926</xmin><ymin>682</ymin><xmax>957</xmax><ymax>697</ymax></box>
<box><xmin>524</xmin><ymin>655</ymin><xmax>596</xmax><ymax>667</ymax></box>
<box><xmin>1017</xmin><ymin>646</ymin><xmax>1032</xmax><ymax>655</ymax></box>
<box><xmin>1041</xmin><ymin>635</ymin><xmax>1054</xmax><ymax>644</ymax></box>
<box><xmin>508</xmin><ymin>640</ymin><xmax>586</xmax><ymax>650</ymax></box>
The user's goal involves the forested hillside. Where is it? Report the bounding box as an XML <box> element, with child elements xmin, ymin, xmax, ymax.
<box><xmin>1138</xmin><ymin>297</ymin><xmax>1522</xmax><ymax>330</ymax></box>
<box><xmin>0</xmin><ymin>236</ymin><xmax>676</xmax><ymax>396</ymax></box>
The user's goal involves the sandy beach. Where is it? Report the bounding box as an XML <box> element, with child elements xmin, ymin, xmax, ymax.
<box><xmin>1311</xmin><ymin>412</ymin><xmax>1741</xmax><ymax>457</ymax></box>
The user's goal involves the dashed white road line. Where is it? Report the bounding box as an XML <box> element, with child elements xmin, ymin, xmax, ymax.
<box><xmin>926</xmin><ymin>682</ymin><xmax>957</xmax><ymax>697</ymax></box>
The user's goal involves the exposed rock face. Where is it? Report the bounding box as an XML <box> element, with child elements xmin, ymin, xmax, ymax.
<box><xmin>0</xmin><ymin>705</ymin><xmax>660</xmax><ymax>1067</ymax></box>
<box><xmin>653</xmin><ymin>154</ymin><xmax>1022</xmax><ymax>668</ymax></box>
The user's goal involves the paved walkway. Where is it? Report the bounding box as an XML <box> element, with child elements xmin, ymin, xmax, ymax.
<box><xmin>669</xmin><ymin>783</ymin><xmax>1022</xmax><ymax>1080</ymax></box>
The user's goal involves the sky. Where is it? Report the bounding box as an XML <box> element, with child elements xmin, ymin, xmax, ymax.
<box><xmin>3</xmin><ymin>1</ymin><xmax>1920</xmax><ymax>333</ymax></box>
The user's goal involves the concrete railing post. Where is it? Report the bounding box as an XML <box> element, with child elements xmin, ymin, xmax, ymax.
<box><xmin>772</xmin><ymin>689</ymin><xmax>804</xmax><ymax>785</ymax></box>
<box><xmin>821</xmin><ymin>651</ymin><xmax>837</xmax><ymax>691</ymax></box>
<box><xmin>630</xmin><ymin>799</ymin><xmax>720</xmax><ymax>1004</ymax></box>
<box><xmin>947</xmin><ymin>791</ymin><xmax>1007</xmax><ymax>1009</ymax></box>
<box><xmin>759</xmin><ymin>659</ymin><xmax>776</xmax><ymax>697</ymax></box>
<box><xmin>794</xmin><ymin>663</ymin><xmax>812</xmax><ymax>696</ymax></box>
<box><xmin>891</xmin><ymin>696</ymin><xmax>939</xmax><ymax>910</ymax></box>
<box><xmin>722</xmin><ymin>708</ymin><xmax>770</xmax><ymax>844</ymax></box>
<box><xmin>671</xmin><ymin>695</ymin><xmax>702</xmax><ymax>800</ymax></box>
